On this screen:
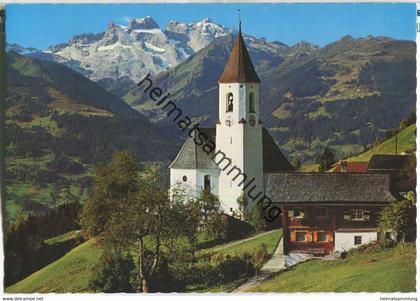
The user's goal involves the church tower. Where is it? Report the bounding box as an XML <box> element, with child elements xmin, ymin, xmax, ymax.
<box><xmin>215</xmin><ymin>23</ymin><xmax>264</xmax><ymax>214</ymax></box>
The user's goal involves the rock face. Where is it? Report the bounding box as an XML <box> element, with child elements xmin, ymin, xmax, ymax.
<box><xmin>27</xmin><ymin>16</ymin><xmax>292</xmax><ymax>96</ymax></box>
<box><xmin>31</xmin><ymin>17</ymin><xmax>235</xmax><ymax>96</ymax></box>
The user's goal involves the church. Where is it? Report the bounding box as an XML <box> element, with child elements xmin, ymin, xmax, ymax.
<box><xmin>169</xmin><ymin>25</ymin><xmax>294</xmax><ymax>214</ymax></box>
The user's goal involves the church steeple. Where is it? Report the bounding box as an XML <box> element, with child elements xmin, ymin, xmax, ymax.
<box><xmin>218</xmin><ymin>24</ymin><xmax>260</xmax><ymax>84</ymax></box>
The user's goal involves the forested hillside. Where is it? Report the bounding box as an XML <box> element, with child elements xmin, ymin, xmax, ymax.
<box><xmin>5</xmin><ymin>52</ymin><xmax>179</xmax><ymax>221</ymax></box>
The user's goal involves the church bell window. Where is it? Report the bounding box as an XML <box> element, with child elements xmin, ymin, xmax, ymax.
<box><xmin>249</xmin><ymin>92</ymin><xmax>255</xmax><ymax>113</ymax></box>
<box><xmin>226</xmin><ymin>93</ymin><xmax>234</xmax><ymax>112</ymax></box>
<box><xmin>204</xmin><ymin>175</ymin><xmax>211</xmax><ymax>191</ymax></box>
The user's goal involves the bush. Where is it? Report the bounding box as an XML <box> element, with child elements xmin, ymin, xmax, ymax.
<box><xmin>89</xmin><ymin>252</ymin><xmax>136</xmax><ymax>293</ymax></box>
<box><xmin>251</xmin><ymin>243</ymin><xmax>268</xmax><ymax>270</ymax></box>
<box><xmin>248</xmin><ymin>204</ymin><xmax>267</xmax><ymax>232</ymax></box>
<box><xmin>171</xmin><ymin>252</ymin><xmax>255</xmax><ymax>289</ymax></box>
<box><xmin>343</xmin><ymin>240</ymin><xmax>397</xmax><ymax>258</ymax></box>
<box><xmin>214</xmin><ymin>254</ymin><xmax>255</xmax><ymax>282</ymax></box>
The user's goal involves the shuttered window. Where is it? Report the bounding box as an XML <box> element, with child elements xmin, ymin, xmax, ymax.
<box><xmin>296</xmin><ymin>232</ymin><xmax>307</xmax><ymax>242</ymax></box>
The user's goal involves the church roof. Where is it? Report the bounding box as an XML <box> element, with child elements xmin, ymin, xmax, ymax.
<box><xmin>169</xmin><ymin>127</ymin><xmax>294</xmax><ymax>172</ymax></box>
<box><xmin>266</xmin><ymin>173</ymin><xmax>397</xmax><ymax>204</ymax></box>
<box><xmin>218</xmin><ymin>29</ymin><xmax>260</xmax><ymax>84</ymax></box>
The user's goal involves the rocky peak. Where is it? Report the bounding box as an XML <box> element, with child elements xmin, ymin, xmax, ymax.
<box><xmin>128</xmin><ymin>16</ymin><xmax>160</xmax><ymax>30</ymax></box>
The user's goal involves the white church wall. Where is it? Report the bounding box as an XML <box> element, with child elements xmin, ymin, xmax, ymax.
<box><xmin>196</xmin><ymin>169</ymin><xmax>220</xmax><ymax>197</ymax></box>
<box><xmin>170</xmin><ymin>168</ymin><xmax>198</xmax><ymax>198</ymax></box>
<box><xmin>170</xmin><ymin>168</ymin><xmax>220</xmax><ymax>199</ymax></box>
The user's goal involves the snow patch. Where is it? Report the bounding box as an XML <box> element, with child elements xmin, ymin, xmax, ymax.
<box><xmin>177</xmin><ymin>47</ymin><xmax>190</xmax><ymax>59</ymax></box>
<box><xmin>144</xmin><ymin>42</ymin><xmax>165</xmax><ymax>53</ymax></box>
<box><xmin>97</xmin><ymin>42</ymin><xmax>132</xmax><ymax>51</ymax></box>
<box><xmin>132</xmin><ymin>28</ymin><xmax>162</xmax><ymax>35</ymax></box>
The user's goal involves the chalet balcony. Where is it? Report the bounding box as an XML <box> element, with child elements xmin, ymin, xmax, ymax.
<box><xmin>288</xmin><ymin>216</ymin><xmax>334</xmax><ymax>229</ymax></box>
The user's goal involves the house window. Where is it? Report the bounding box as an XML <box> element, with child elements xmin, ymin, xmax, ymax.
<box><xmin>296</xmin><ymin>232</ymin><xmax>307</xmax><ymax>242</ymax></box>
<box><xmin>249</xmin><ymin>92</ymin><xmax>255</xmax><ymax>113</ymax></box>
<box><xmin>204</xmin><ymin>175</ymin><xmax>211</xmax><ymax>191</ymax></box>
<box><xmin>350</xmin><ymin>209</ymin><xmax>370</xmax><ymax>221</ymax></box>
<box><xmin>315</xmin><ymin>207</ymin><xmax>328</xmax><ymax>218</ymax></box>
<box><xmin>317</xmin><ymin>232</ymin><xmax>327</xmax><ymax>242</ymax></box>
<box><xmin>288</xmin><ymin>208</ymin><xmax>304</xmax><ymax>219</ymax></box>
<box><xmin>182</xmin><ymin>175</ymin><xmax>187</xmax><ymax>182</ymax></box>
<box><xmin>226</xmin><ymin>93</ymin><xmax>233</xmax><ymax>112</ymax></box>
<box><xmin>354</xmin><ymin>236</ymin><xmax>362</xmax><ymax>245</ymax></box>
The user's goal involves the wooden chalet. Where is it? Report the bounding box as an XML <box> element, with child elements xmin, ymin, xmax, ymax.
<box><xmin>266</xmin><ymin>173</ymin><xmax>398</xmax><ymax>256</ymax></box>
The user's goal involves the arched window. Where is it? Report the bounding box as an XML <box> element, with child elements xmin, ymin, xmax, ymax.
<box><xmin>249</xmin><ymin>92</ymin><xmax>255</xmax><ymax>113</ymax></box>
<box><xmin>226</xmin><ymin>93</ymin><xmax>233</xmax><ymax>112</ymax></box>
<box><xmin>204</xmin><ymin>175</ymin><xmax>211</xmax><ymax>191</ymax></box>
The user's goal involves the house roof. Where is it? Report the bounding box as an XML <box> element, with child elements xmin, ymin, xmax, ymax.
<box><xmin>331</xmin><ymin>161</ymin><xmax>368</xmax><ymax>173</ymax></box>
<box><xmin>266</xmin><ymin>173</ymin><xmax>396</xmax><ymax>204</ymax></box>
<box><xmin>367</xmin><ymin>154</ymin><xmax>410</xmax><ymax>172</ymax></box>
<box><xmin>169</xmin><ymin>127</ymin><xmax>294</xmax><ymax>172</ymax></box>
<box><xmin>218</xmin><ymin>29</ymin><xmax>260</xmax><ymax>84</ymax></box>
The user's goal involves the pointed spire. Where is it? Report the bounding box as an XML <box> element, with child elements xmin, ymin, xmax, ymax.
<box><xmin>218</xmin><ymin>20</ymin><xmax>260</xmax><ymax>84</ymax></box>
<box><xmin>238</xmin><ymin>9</ymin><xmax>242</xmax><ymax>32</ymax></box>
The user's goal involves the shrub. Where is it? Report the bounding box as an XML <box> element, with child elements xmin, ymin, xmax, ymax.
<box><xmin>89</xmin><ymin>252</ymin><xmax>136</xmax><ymax>293</ymax></box>
<box><xmin>171</xmin><ymin>253</ymin><xmax>255</xmax><ymax>289</ymax></box>
<box><xmin>211</xmin><ymin>252</ymin><xmax>225</xmax><ymax>265</ymax></box>
<box><xmin>248</xmin><ymin>204</ymin><xmax>267</xmax><ymax>232</ymax></box>
<box><xmin>251</xmin><ymin>243</ymin><xmax>268</xmax><ymax>270</ymax></box>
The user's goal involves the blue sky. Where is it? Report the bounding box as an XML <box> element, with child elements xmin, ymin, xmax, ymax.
<box><xmin>6</xmin><ymin>3</ymin><xmax>416</xmax><ymax>50</ymax></box>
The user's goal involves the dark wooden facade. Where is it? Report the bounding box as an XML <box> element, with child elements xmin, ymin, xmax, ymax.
<box><xmin>281</xmin><ymin>204</ymin><xmax>383</xmax><ymax>255</ymax></box>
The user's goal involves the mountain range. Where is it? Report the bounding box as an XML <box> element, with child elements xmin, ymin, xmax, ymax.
<box><xmin>5</xmin><ymin>16</ymin><xmax>416</xmax><ymax>221</ymax></box>
<box><xmin>10</xmin><ymin>17</ymin><xmax>235</xmax><ymax>96</ymax></box>
<box><xmin>126</xmin><ymin>33</ymin><xmax>416</xmax><ymax>162</ymax></box>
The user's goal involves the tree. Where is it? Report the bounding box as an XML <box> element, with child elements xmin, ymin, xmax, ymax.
<box><xmin>80</xmin><ymin>151</ymin><xmax>195</xmax><ymax>292</ymax></box>
<box><xmin>316</xmin><ymin>147</ymin><xmax>337</xmax><ymax>172</ymax></box>
<box><xmin>379</xmin><ymin>199</ymin><xmax>415</xmax><ymax>243</ymax></box>
<box><xmin>248</xmin><ymin>203</ymin><xmax>266</xmax><ymax>232</ymax></box>
<box><xmin>397</xmin><ymin>154</ymin><xmax>416</xmax><ymax>192</ymax></box>
<box><xmin>196</xmin><ymin>188</ymin><xmax>221</xmax><ymax>223</ymax></box>
<box><xmin>89</xmin><ymin>252</ymin><xmax>136</xmax><ymax>293</ymax></box>
<box><xmin>251</xmin><ymin>243</ymin><xmax>268</xmax><ymax>276</ymax></box>
<box><xmin>236</xmin><ymin>193</ymin><xmax>248</xmax><ymax>221</ymax></box>
<box><xmin>194</xmin><ymin>188</ymin><xmax>226</xmax><ymax>240</ymax></box>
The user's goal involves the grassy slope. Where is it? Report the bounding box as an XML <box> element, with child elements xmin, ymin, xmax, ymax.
<box><xmin>44</xmin><ymin>230</ymin><xmax>80</xmax><ymax>245</ymax></box>
<box><xmin>247</xmin><ymin>243</ymin><xmax>416</xmax><ymax>293</ymax></box>
<box><xmin>302</xmin><ymin>124</ymin><xmax>416</xmax><ymax>172</ymax></box>
<box><xmin>6</xmin><ymin>239</ymin><xmax>102</xmax><ymax>293</ymax></box>
<box><xmin>350</xmin><ymin>124</ymin><xmax>416</xmax><ymax>162</ymax></box>
<box><xmin>200</xmin><ymin>229</ymin><xmax>282</xmax><ymax>257</ymax></box>
<box><xmin>6</xmin><ymin>230</ymin><xmax>282</xmax><ymax>293</ymax></box>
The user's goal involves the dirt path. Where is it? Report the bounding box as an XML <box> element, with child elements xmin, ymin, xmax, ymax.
<box><xmin>233</xmin><ymin>237</ymin><xmax>285</xmax><ymax>292</ymax></box>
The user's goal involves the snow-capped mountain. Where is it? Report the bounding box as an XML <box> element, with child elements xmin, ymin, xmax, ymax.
<box><xmin>13</xmin><ymin>16</ymin><xmax>317</xmax><ymax>96</ymax></box>
<box><xmin>35</xmin><ymin>17</ymin><xmax>234</xmax><ymax>95</ymax></box>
